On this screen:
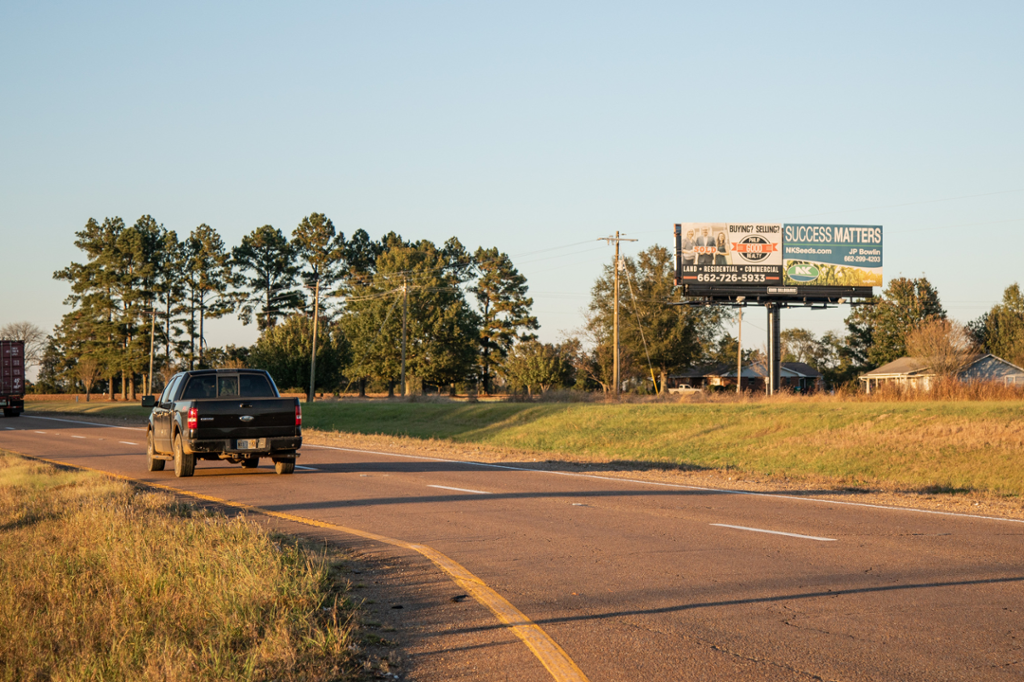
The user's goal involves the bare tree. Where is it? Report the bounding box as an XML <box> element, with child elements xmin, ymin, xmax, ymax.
<box><xmin>74</xmin><ymin>356</ymin><xmax>101</xmax><ymax>402</ymax></box>
<box><xmin>906</xmin><ymin>318</ymin><xmax>977</xmax><ymax>378</ymax></box>
<box><xmin>0</xmin><ymin>321</ymin><xmax>46</xmax><ymax>372</ymax></box>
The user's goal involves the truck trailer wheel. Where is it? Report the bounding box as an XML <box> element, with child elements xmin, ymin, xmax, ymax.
<box><xmin>274</xmin><ymin>458</ymin><xmax>295</xmax><ymax>475</ymax></box>
<box><xmin>146</xmin><ymin>430</ymin><xmax>165</xmax><ymax>472</ymax></box>
<box><xmin>173</xmin><ymin>434</ymin><xmax>195</xmax><ymax>478</ymax></box>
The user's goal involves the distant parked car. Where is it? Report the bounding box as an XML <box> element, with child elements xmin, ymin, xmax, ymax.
<box><xmin>667</xmin><ymin>385</ymin><xmax>702</xmax><ymax>395</ymax></box>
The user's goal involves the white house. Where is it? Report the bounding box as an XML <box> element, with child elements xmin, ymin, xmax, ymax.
<box><xmin>860</xmin><ymin>354</ymin><xmax>1024</xmax><ymax>393</ymax></box>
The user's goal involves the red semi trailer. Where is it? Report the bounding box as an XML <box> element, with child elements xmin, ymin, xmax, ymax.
<box><xmin>1</xmin><ymin>340</ymin><xmax>25</xmax><ymax>417</ymax></box>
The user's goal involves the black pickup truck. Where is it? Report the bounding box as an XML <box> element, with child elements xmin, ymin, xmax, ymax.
<box><xmin>145</xmin><ymin>369</ymin><xmax>302</xmax><ymax>477</ymax></box>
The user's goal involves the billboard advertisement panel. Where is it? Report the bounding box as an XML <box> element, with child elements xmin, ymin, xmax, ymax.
<box><xmin>782</xmin><ymin>224</ymin><xmax>883</xmax><ymax>287</ymax></box>
<box><xmin>675</xmin><ymin>223</ymin><xmax>783</xmax><ymax>285</ymax></box>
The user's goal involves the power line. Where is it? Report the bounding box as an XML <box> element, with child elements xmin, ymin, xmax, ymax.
<box><xmin>785</xmin><ymin>188</ymin><xmax>1024</xmax><ymax>220</ymax></box>
<box><xmin>509</xmin><ymin>239</ymin><xmax>596</xmax><ymax>259</ymax></box>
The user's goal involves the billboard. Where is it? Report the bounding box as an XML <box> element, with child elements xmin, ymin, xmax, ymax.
<box><xmin>675</xmin><ymin>223</ymin><xmax>783</xmax><ymax>285</ymax></box>
<box><xmin>782</xmin><ymin>224</ymin><xmax>883</xmax><ymax>287</ymax></box>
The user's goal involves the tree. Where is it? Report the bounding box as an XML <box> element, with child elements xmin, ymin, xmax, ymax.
<box><xmin>780</xmin><ymin>328</ymin><xmax>822</xmax><ymax>366</ymax></box>
<box><xmin>54</xmin><ymin>217</ymin><xmax>125</xmax><ymax>396</ymax></box>
<box><xmin>53</xmin><ymin>215</ymin><xmax>165</xmax><ymax>399</ymax></box>
<box><xmin>972</xmin><ymin>283</ymin><xmax>1024</xmax><ymax>366</ymax></box>
<box><xmin>500</xmin><ymin>340</ymin><xmax>571</xmax><ymax>396</ymax></box>
<box><xmin>292</xmin><ymin>213</ymin><xmax>346</xmax><ymax>308</ymax></box>
<box><xmin>0</xmin><ymin>322</ymin><xmax>46</xmax><ymax>374</ymax></box>
<box><xmin>845</xmin><ymin>276</ymin><xmax>945</xmax><ymax>369</ymax></box>
<box><xmin>202</xmin><ymin>344</ymin><xmax>251</xmax><ymax>370</ymax></box>
<box><xmin>815</xmin><ymin>330</ymin><xmax>861</xmax><ymax>389</ymax></box>
<box><xmin>343</xmin><ymin>228</ymin><xmax>384</xmax><ymax>285</ymax></box>
<box><xmin>248</xmin><ymin>314</ymin><xmax>349</xmax><ymax>393</ymax></box>
<box><xmin>470</xmin><ymin>247</ymin><xmax>538</xmax><ymax>394</ymax></box>
<box><xmin>587</xmin><ymin>245</ymin><xmax>729</xmax><ymax>392</ymax></box>
<box><xmin>178</xmin><ymin>224</ymin><xmax>234</xmax><ymax>369</ymax></box>
<box><xmin>74</xmin><ymin>355</ymin><xmax>101</xmax><ymax>401</ymax></box>
<box><xmin>905</xmin><ymin>318</ymin><xmax>977</xmax><ymax>378</ymax></box>
<box><xmin>341</xmin><ymin>237</ymin><xmax>478</xmax><ymax>396</ymax></box>
<box><xmin>232</xmin><ymin>225</ymin><xmax>304</xmax><ymax>331</ymax></box>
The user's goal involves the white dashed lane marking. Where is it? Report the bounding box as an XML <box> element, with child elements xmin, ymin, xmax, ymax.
<box><xmin>428</xmin><ymin>484</ymin><xmax>491</xmax><ymax>495</ymax></box>
<box><xmin>711</xmin><ymin>523</ymin><xmax>837</xmax><ymax>542</ymax></box>
<box><xmin>119</xmin><ymin>441</ymin><xmax>138</xmax><ymax>446</ymax></box>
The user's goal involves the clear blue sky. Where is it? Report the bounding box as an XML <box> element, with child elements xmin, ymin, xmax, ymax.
<box><xmin>2</xmin><ymin>1</ymin><xmax>1022</xmax><ymax>365</ymax></box>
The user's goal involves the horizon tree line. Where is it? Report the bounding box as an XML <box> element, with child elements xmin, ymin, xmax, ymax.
<box><xmin>36</xmin><ymin>213</ymin><xmax>541</xmax><ymax>399</ymax></box>
<box><xmin>16</xmin><ymin>212</ymin><xmax>1024</xmax><ymax>398</ymax></box>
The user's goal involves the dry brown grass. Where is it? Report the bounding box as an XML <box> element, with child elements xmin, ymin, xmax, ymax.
<box><xmin>0</xmin><ymin>452</ymin><xmax>365</xmax><ymax>682</ymax></box>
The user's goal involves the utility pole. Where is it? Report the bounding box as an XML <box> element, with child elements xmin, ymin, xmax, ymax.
<box><xmin>148</xmin><ymin>296</ymin><xmax>156</xmax><ymax>396</ymax></box>
<box><xmin>400</xmin><ymin>276</ymin><xmax>408</xmax><ymax>397</ymax></box>
<box><xmin>308</xmin><ymin>276</ymin><xmax>320</xmax><ymax>403</ymax></box>
<box><xmin>599</xmin><ymin>232</ymin><xmax>637</xmax><ymax>395</ymax></box>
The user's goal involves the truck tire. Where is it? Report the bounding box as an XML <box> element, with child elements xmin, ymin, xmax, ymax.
<box><xmin>146</xmin><ymin>430</ymin><xmax>165</xmax><ymax>472</ymax></box>
<box><xmin>3</xmin><ymin>409</ymin><xmax>17</xmax><ymax>418</ymax></box>
<box><xmin>240</xmin><ymin>458</ymin><xmax>259</xmax><ymax>469</ymax></box>
<box><xmin>173</xmin><ymin>433</ymin><xmax>194</xmax><ymax>478</ymax></box>
<box><xmin>274</xmin><ymin>458</ymin><xmax>295</xmax><ymax>475</ymax></box>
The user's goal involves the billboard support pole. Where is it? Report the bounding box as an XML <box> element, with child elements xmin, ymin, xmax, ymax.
<box><xmin>767</xmin><ymin>303</ymin><xmax>781</xmax><ymax>395</ymax></box>
<box><xmin>736</xmin><ymin>305</ymin><xmax>743</xmax><ymax>394</ymax></box>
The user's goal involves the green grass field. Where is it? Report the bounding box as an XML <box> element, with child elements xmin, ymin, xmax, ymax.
<box><xmin>24</xmin><ymin>397</ymin><xmax>1024</xmax><ymax>496</ymax></box>
<box><xmin>299</xmin><ymin>398</ymin><xmax>1024</xmax><ymax>496</ymax></box>
<box><xmin>24</xmin><ymin>399</ymin><xmax>152</xmax><ymax>420</ymax></box>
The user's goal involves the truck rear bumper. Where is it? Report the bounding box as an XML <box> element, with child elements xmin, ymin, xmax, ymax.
<box><xmin>184</xmin><ymin>436</ymin><xmax>302</xmax><ymax>458</ymax></box>
<box><xmin>0</xmin><ymin>397</ymin><xmax>24</xmax><ymax>415</ymax></box>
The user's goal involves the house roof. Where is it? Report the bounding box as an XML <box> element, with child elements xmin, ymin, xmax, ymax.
<box><xmin>862</xmin><ymin>356</ymin><xmax>934</xmax><ymax>378</ymax></box>
<box><xmin>783</xmin><ymin>362</ymin><xmax>822</xmax><ymax>378</ymax></box>
<box><xmin>861</xmin><ymin>354</ymin><xmax>1024</xmax><ymax>380</ymax></box>
<box><xmin>671</xmin><ymin>363</ymin><xmax>733</xmax><ymax>379</ymax></box>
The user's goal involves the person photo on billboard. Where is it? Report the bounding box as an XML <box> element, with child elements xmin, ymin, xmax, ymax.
<box><xmin>696</xmin><ymin>225</ymin><xmax>714</xmax><ymax>265</ymax></box>
<box><xmin>681</xmin><ymin>227</ymin><xmax>696</xmax><ymax>266</ymax></box>
<box><xmin>714</xmin><ymin>231</ymin><xmax>729</xmax><ymax>265</ymax></box>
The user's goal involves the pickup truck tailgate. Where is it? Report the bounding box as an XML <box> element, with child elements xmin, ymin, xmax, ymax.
<box><xmin>191</xmin><ymin>398</ymin><xmax>299</xmax><ymax>440</ymax></box>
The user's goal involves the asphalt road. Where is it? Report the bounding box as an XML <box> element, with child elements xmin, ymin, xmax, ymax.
<box><xmin>3</xmin><ymin>413</ymin><xmax>1023</xmax><ymax>681</ymax></box>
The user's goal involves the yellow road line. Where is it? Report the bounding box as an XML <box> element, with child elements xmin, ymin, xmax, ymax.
<box><xmin>16</xmin><ymin>454</ymin><xmax>590</xmax><ymax>682</ymax></box>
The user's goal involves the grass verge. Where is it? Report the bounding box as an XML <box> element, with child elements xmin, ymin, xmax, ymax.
<box><xmin>0</xmin><ymin>449</ymin><xmax>370</xmax><ymax>682</ymax></box>
<box><xmin>299</xmin><ymin>397</ymin><xmax>1024</xmax><ymax>497</ymax></box>
<box><xmin>24</xmin><ymin>400</ymin><xmax>152</xmax><ymax>420</ymax></box>
<box><xmin>23</xmin><ymin>394</ymin><xmax>1024</xmax><ymax>497</ymax></box>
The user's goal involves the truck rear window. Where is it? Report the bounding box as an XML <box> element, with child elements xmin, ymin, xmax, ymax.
<box><xmin>239</xmin><ymin>374</ymin><xmax>276</xmax><ymax>397</ymax></box>
<box><xmin>180</xmin><ymin>374</ymin><xmax>276</xmax><ymax>399</ymax></box>
<box><xmin>181</xmin><ymin>376</ymin><xmax>217</xmax><ymax>400</ymax></box>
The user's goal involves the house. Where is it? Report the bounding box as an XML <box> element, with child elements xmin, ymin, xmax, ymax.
<box><xmin>668</xmin><ymin>361</ymin><xmax>823</xmax><ymax>393</ymax></box>
<box><xmin>860</xmin><ymin>354</ymin><xmax>1024</xmax><ymax>393</ymax></box>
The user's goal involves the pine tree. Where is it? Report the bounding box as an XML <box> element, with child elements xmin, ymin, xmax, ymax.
<box><xmin>232</xmin><ymin>225</ymin><xmax>304</xmax><ymax>330</ymax></box>
<box><xmin>471</xmin><ymin>247</ymin><xmax>538</xmax><ymax>394</ymax></box>
<box><xmin>974</xmin><ymin>283</ymin><xmax>1024</xmax><ymax>366</ymax></box>
<box><xmin>176</xmin><ymin>224</ymin><xmax>233</xmax><ymax>369</ymax></box>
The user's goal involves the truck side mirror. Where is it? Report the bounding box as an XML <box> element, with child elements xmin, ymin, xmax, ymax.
<box><xmin>141</xmin><ymin>395</ymin><xmax>156</xmax><ymax>408</ymax></box>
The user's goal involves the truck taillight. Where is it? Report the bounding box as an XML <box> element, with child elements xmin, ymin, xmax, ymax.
<box><xmin>295</xmin><ymin>404</ymin><xmax>302</xmax><ymax>427</ymax></box>
<box><xmin>187</xmin><ymin>407</ymin><xmax>198</xmax><ymax>430</ymax></box>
